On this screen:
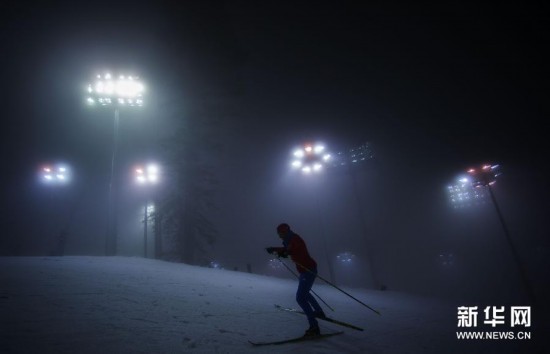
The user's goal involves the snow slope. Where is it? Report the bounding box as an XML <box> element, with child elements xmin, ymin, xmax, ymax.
<box><xmin>0</xmin><ymin>257</ymin><xmax>543</xmax><ymax>353</ymax></box>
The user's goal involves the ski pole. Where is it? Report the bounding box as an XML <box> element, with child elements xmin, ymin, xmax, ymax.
<box><xmin>276</xmin><ymin>257</ymin><xmax>335</xmax><ymax>312</ymax></box>
<box><xmin>294</xmin><ymin>260</ymin><xmax>381</xmax><ymax>316</ymax></box>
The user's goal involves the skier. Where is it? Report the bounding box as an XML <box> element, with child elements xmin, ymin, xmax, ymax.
<box><xmin>266</xmin><ymin>223</ymin><xmax>326</xmax><ymax>337</ymax></box>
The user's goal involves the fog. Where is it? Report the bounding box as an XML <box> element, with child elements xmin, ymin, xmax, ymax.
<box><xmin>1</xmin><ymin>1</ymin><xmax>548</xmax><ymax>313</ymax></box>
<box><xmin>3</xmin><ymin>105</ymin><xmax>547</xmax><ymax>305</ymax></box>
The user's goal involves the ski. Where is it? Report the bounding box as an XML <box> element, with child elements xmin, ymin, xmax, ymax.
<box><xmin>248</xmin><ymin>331</ymin><xmax>343</xmax><ymax>346</ymax></box>
<box><xmin>275</xmin><ymin>304</ymin><xmax>364</xmax><ymax>331</ymax></box>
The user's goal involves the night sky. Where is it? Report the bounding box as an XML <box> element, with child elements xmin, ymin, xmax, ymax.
<box><xmin>1</xmin><ymin>1</ymin><xmax>548</xmax><ymax>299</ymax></box>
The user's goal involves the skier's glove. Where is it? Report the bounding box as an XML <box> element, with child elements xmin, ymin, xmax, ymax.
<box><xmin>265</xmin><ymin>247</ymin><xmax>275</xmax><ymax>254</ymax></box>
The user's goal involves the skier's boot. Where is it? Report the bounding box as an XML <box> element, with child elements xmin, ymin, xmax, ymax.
<box><xmin>303</xmin><ymin>325</ymin><xmax>320</xmax><ymax>338</ymax></box>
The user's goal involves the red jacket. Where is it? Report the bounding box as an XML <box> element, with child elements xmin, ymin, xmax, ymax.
<box><xmin>273</xmin><ymin>232</ymin><xmax>317</xmax><ymax>274</ymax></box>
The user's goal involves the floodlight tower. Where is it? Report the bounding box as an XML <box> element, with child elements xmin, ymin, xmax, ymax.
<box><xmin>86</xmin><ymin>73</ymin><xmax>145</xmax><ymax>256</ymax></box>
<box><xmin>39</xmin><ymin>163</ymin><xmax>72</xmax><ymax>256</ymax></box>
<box><xmin>135</xmin><ymin>164</ymin><xmax>159</xmax><ymax>258</ymax></box>
<box><xmin>466</xmin><ymin>164</ymin><xmax>536</xmax><ymax>303</ymax></box>
<box><xmin>332</xmin><ymin>143</ymin><xmax>381</xmax><ymax>289</ymax></box>
<box><xmin>39</xmin><ymin>163</ymin><xmax>72</xmax><ymax>206</ymax></box>
<box><xmin>290</xmin><ymin>142</ymin><xmax>336</xmax><ymax>284</ymax></box>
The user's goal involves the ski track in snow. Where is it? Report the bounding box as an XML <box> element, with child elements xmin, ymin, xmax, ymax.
<box><xmin>0</xmin><ymin>256</ymin><xmax>543</xmax><ymax>353</ymax></box>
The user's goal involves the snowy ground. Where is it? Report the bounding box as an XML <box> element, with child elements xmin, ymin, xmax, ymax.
<box><xmin>0</xmin><ymin>257</ymin><xmax>544</xmax><ymax>353</ymax></box>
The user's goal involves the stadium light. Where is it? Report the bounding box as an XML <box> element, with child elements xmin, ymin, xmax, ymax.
<box><xmin>290</xmin><ymin>143</ymin><xmax>332</xmax><ymax>175</ymax></box>
<box><xmin>447</xmin><ymin>176</ymin><xmax>489</xmax><ymax>208</ymax></box>
<box><xmin>40</xmin><ymin>163</ymin><xmax>71</xmax><ymax>185</ymax></box>
<box><xmin>336</xmin><ymin>251</ymin><xmax>355</xmax><ymax>264</ymax></box>
<box><xmin>86</xmin><ymin>74</ymin><xmax>144</xmax><ymax>107</ymax></box>
<box><xmin>135</xmin><ymin>164</ymin><xmax>160</xmax><ymax>185</ymax></box>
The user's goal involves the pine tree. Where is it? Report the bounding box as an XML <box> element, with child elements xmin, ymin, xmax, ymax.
<box><xmin>158</xmin><ymin>100</ymin><xmax>225</xmax><ymax>265</ymax></box>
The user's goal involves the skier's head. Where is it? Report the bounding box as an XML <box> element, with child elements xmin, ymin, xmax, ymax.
<box><xmin>276</xmin><ymin>223</ymin><xmax>291</xmax><ymax>237</ymax></box>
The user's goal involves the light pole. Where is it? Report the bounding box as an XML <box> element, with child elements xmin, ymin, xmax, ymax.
<box><xmin>135</xmin><ymin>163</ymin><xmax>159</xmax><ymax>258</ymax></box>
<box><xmin>39</xmin><ymin>163</ymin><xmax>72</xmax><ymax>256</ymax></box>
<box><xmin>86</xmin><ymin>73</ymin><xmax>145</xmax><ymax>256</ymax></box>
<box><xmin>331</xmin><ymin>143</ymin><xmax>381</xmax><ymax>290</ymax></box>
<box><xmin>459</xmin><ymin>164</ymin><xmax>536</xmax><ymax>304</ymax></box>
<box><xmin>290</xmin><ymin>142</ymin><xmax>336</xmax><ymax>284</ymax></box>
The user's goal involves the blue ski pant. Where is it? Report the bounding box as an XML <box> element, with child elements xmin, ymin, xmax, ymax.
<box><xmin>296</xmin><ymin>269</ymin><xmax>323</xmax><ymax>328</ymax></box>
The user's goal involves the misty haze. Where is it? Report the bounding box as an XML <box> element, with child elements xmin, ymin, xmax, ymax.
<box><xmin>1</xmin><ymin>2</ymin><xmax>548</xmax><ymax>353</ymax></box>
